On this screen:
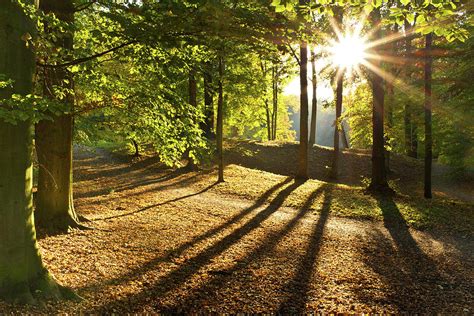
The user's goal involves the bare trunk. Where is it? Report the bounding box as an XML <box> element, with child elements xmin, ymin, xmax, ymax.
<box><xmin>297</xmin><ymin>42</ymin><xmax>309</xmax><ymax>180</ymax></box>
<box><xmin>309</xmin><ymin>48</ymin><xmax>317</xmax><ymax>146</ymax></box>
<box><xmin>216</xmin><ymin>57</ymin><xmax>224</xmax><ymax>183</ymax></box>
<box><xmin>424</xmin><ymin>33</ymin><xmax>433</xmax><ymax>199</ymax></box>
<box><xmin>203</xmin><ymin>63</ymin><xmax>215</xmax><ymax>139</ymax></box>
<box><xmin>332</xmin><ymin>72</ymin><xmax>343</xmax><ymax>178</ymax></box>
<box><xmin>368</xmin><ymin>9</ymin><xmax>390</xmax><ymax>192</ymax></box>
<box><xmin>272</xmin><ymin>64</ymin><xmax>278</xmax><ymax>140</ymax></box>
<box><xmin>404</xmin><ymin>20</ymin><xmax>418</xmax><ymax>158</ymax></box>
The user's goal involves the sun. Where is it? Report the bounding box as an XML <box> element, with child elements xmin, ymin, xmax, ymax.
<box><xmin>329</xmin><ymin>34</ymin><xmax>367</xmax><ymax>69</ymax></box>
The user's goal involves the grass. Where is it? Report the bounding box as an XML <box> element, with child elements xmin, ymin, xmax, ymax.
<box><xmin>191</xmin><ymin>164</ymin><xmax>473</xmax><ymax>235</ymax></box>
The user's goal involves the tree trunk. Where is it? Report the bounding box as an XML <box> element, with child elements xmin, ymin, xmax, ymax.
<box><xmin>132</xmin><ymin>139</ymin><xmax>140</xmax><ymax>157</ymax></box>
<box><xmin>367</xmin><ymin>9</ymin><xmax>390</xmax><ymax>192</ymax></box>
<box><xmin>424</xmin><ymin>33</ymin><xmax>433</xmax><ymax>199</ymax></box>
<box><xmin>264</xmin><ymin>99</ymin><xmax>271</xmax><ymax>141</ymax></box>
<box><xmin>0</xmin><ymin>0</ymin><xmax>76</xmax><ymax>302</ymax></box>
<box><xmin>35</xmin><ymin>0</ymin><xmax>83</xmax><ymax>233</ymax></box>
<box><xmin>297</xmin><ymin>42</ymin><xmax>309</xmax><ymax>180</ymax></box>
<box><xmin>203</xmin><ymin>63</ymin><xmax>215</xmax><ymax>139</ymax></box>
<box><xmin>184</xmin><ymin>68</ymin><xmax>198</xmax><ymax>169</ymax></box>
<box><xmin>309</xmin><ymin>47</ymin><xmax>317</xmax><ymax>146</ymax></box>
<box><xmin>331</xmin><ymin>71</ymin><xmax>343</xmax><ymax>178</ymax></box>
<box><xmin>272</xmin><ymin>64</ymin><xmax>278</xmax><ymax>140</ymax></box>
<box><xmin>216</xmin><ymin>56</ymin><xmax>224</xmax><ymax>183</ymax></box>
<box><xmin>404</xmin><ymin>20</ymin><xmax>418</xmax><ymax>158</ymax></box>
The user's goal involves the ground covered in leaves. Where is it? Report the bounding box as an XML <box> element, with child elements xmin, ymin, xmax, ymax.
<box><xmin>1</xmin><ymin>141</ymin><xmax>473</xmax><ymax>313</ymax></box>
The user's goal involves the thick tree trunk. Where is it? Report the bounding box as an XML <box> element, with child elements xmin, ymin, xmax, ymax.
<box><xmin>35</xmin><ymin>0</ymin><xmax>83</xmax><ymax>233</ymax></box>
<box><xmin>203</xmin><ymin>63</ymin><xmax>215</xmax><ymax>139</ymax></box>
<box><xmin>297</xmin><ymin>42</ymin><xmax>309</xmax><ymax>180</ymax></box>
<box><xmin>309</xmin><ymin>48</ymin><xmax>317</xmax><ymax>146</ymax></box>
<box><xmin>216</xmin><ymin>56</ymin><xmax>224</xmax><ymax>183</ymax></box>
<box><xmin>331</xmin><ymin>72</ymin><xmax>343</xmax><ymax>178</ymax></box>
<box><xmin>424</xmin><ymin>33</ymin><xmax>433</xmax><ymax>199</ymax></box>
<box><xmin>0</xmin><ymin>0</ymin><xmax>76</xmax><ymax>302</ymax></box>
<box><xmin>367</xmin><ymin>9</ymin><xmax>390</xmax><ymax>192</ymax></box>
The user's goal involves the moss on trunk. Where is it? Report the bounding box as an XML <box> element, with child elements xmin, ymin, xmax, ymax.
<box><xmin>0</xmin><ymin>0</ymin><xmax>78</xmax><ymax>302</ymax></box>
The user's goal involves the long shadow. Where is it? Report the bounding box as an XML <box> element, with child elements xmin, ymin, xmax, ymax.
<box><xmin>163</xmin><ymin>184</ymin><xmax>331</xmax><ymax>313</ymax></box>
<box><xmin>74</xmin><ymin>167</ymin><xmax>204</xmax><ymax>199</ymax></box>
<box><xmin>277</xmin><ymin>186</ymin><xmax>332</xmax><ymax>314</ymax></box>
<box><xmin>78</xmin><ymin>177</ymin><xmax>292</xmax><ymax>292</ymax></box>
<box><xmin>91</xmin><ymin>178</ymin><xmax>304</xmax><ymax>313</ymax></box>
<box><xmin>358</xmin><ymin>195</ymin><xmax>450</xmax><ymax>312</ymax></box>
<box><xmin>93</xmin><ymin>182</ymin><xmax>218</xmax><ymax>221</ymax></box>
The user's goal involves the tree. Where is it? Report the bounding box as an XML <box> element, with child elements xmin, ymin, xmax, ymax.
<box><xmin>0</xmin><ymin>0</ymin><xmax>76</xmax><ymax>302</ymax></box>
<box><xmin>35</xmin><ymin>0</ymin><xmax>84</xmax><ymax>232</ymax></box>
<box><xmin>424</xmin><ymin>32</ymin><xmax>433</xmax><ymax>198</ymax></box>
<box><xmin>309</xmin><ymin>47</ymin><xmax>317</xmax><ymax>146</ymax></box>
<box><xmin>216</xmin><ymin>56</ymin><xmax>225</xmax><ymax>183</ymax></box>
<box><xmin>367</xmin><ymin>8</ymin><xmax>390</xmax><ymax>192</ymax></box>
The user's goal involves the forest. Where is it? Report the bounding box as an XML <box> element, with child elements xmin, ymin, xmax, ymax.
<box><xmin>0</xmin><ymin>0</ymin><xmax>473</xmax><ymax>313</ymax></box>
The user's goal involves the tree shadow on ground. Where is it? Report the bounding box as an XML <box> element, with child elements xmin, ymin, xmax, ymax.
<box><xmin>93</xmin><ymin>182</ymin><xmax>219</xmax><ymax>221</ymax></box>
<box><xmin>354</xmin><ymin>195</ymin><xmax>467</xmax><ymax>313</ymax></box>
<box><xmin>88</xmin><ymin>178</ymin><xmax>304</xmax><ymax>312</ymax></box>
<box><xmin>79</xmin><ymin>177</ymin><xmax>293</xmax><ymax>292</ymax></box>
<box><xmin>161</xmin><ymin>185</ymin><xmax>332</xmax><ymax>313</ymax></box>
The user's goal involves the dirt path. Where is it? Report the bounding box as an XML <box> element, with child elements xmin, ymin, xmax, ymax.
<box><xmin>3</xmin><ymin>147</ymin><xmax>472</xmax><ymax>313</ymax></box>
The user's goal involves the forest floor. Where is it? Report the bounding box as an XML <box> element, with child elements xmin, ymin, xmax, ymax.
<box><xmin>2</xmin><ymin>141</ymin><xmax>473</xmax><ymax>313</ymax></box>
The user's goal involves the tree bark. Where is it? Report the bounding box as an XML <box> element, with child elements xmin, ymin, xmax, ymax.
<box><xmin>216</xmin><ymin>56</ymin><xmax>224</xmax><ymax>183</ymax></box>
<box><xmin>424</xmin><ymin>33</ymin><xmax>433</xmax><ymax>199</ymax></box>
<box><xmin>35</xmin><ymin>0</ymin><xmax>83</xmax><ymax>233</ymax></box>
<box><xmin>272</xmin><ymin>63</ymin><xmax>278</xmax><ymax>140</ymax></box>
<box><xmin>297</xmin><ymin>42</ymin><xmax>309</xmax><ymax>180</ymax></box>
<box><xmin>404</xmin><ymin>20</ymin><xmax>418</xmax><ymax>158</ymax></box>
<box><xmin>184</xmin><ymin>68</ymin><xmax>198</xmax><ymax>169</ymax></box>
<box><xmin>367</xmin><ymin>9</ymin><xmax>390</xmax><ymax>192</ymax></box>
<box><xmin>332</xmin><ymin>71</ymin><xmax>343</xmax><ymax>178</ymax></box>
<box><xmin>309</xmin><ymin>47</ymin><xmax>317</xmax><ymax>146</ymax></box>
<box><xmin>0</xmin><ymin>0</ymin><xmax>77</xmax><ymax>302</ymax></box>
<box><xmin>203</xmin><ymin>63</ymin><xmax>215</xmax><ymax>139</ymax></box>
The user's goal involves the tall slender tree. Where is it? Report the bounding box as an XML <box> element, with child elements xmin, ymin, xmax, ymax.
<box><xmin>216</xmin><ymin>56</ymin><xmax>225</xmax><ymax>183</ymax></box>
<box><xmin>404</xmin><ymin>20</ymin><xmax>418</xmax><ymax>158</ymax></box>
<box><xmin>0</xmin><ymin>0</ymin><xmax>76</xmax><ymax>302</ymax></box>
<box><xmin>367</xmin><ymin>8</ymin><xmax>390</xmax><ymax>192</ymax></box>
<box><xmin>309</xmin><ymin>47</ymin><xmax>318</xmax><ymax>146</ymax></box>
<box><xmin>331</xmin><ymin>10</ymin><xmax>344</xmax><ymax>178</ymax></box>
<box><xmin>424</xmin><ymin>32</ymin><xmax>433</xmax><ymax>198</ymax></box>
<box><xmin>203</xmin><ymin>63</ymin><xmax>215</xmax><ymax>139</ymax></box>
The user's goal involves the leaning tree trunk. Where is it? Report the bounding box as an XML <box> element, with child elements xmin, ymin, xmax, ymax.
<box><xmin>367</xmin><ymin>9</ymin><xmax>390</xmax><ymax>192</ymax></box>
<box><xmin>297</xmin><ymin>42</ymin><xmax>309</xmax><ymax>180</ymax></box>
<box><xmin>216</xmin><ymin>56</ymin><xmax>225</xmax><ymax>183</ymax></box>
<box><xmin>424</xmin><ymin>33</ymin><xmax>433</xmax><ymax>199</ymax></box>
<box><xmin>0</xmin><ymin>0</ymin><xmax>77</xmax><ymax>303</ymax></box>
<box><xmin>35</xmin><ymin>0</ymin><xmax>83</xmax><ymax>232</ymax></box>
<box><xmin>309</xmin><ymin>47</ymin><xmax>318</xmax><ymax>146</ymax></box>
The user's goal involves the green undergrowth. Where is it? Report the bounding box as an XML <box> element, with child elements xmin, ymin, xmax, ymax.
<box><xmin>195</xmin><ymin>165</ymin><xmax>473</xmax><ymax>235</ymax></box>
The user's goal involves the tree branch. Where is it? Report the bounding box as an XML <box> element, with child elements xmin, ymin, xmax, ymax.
<box><xmin>37</xmin><ymin>40</ymin><xmax>138</xmax><ymax>68</ymax></box>
<box><xmin>287</xmin><ymin>44</ymin><xmax>301</xmax><ymax>66</ymax></box>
